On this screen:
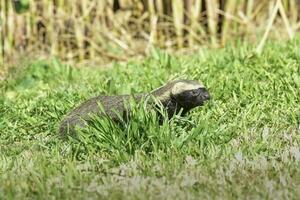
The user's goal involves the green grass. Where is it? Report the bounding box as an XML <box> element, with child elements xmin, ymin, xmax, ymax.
<box><xmin>1</xmin><ymin>40</ymin><xmax>300</xmax><ymax>199</ymax></box>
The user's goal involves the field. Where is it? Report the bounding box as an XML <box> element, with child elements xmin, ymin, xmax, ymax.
<box><xmin>1</xmin><ymin>40</ymin><xmax>300</xmax><ymax>199</ymax></box>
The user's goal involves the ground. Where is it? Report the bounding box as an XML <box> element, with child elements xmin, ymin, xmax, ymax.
<box><xmin>1</xmin><ymin>40</ymin><xmax>300</xmax><ymax>199</ymax></box>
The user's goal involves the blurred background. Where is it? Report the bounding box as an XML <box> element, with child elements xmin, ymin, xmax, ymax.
<box><xmin>1</xmin><ymin>0</ymin><xmax>299</xmax><ymax>67</ymax></box>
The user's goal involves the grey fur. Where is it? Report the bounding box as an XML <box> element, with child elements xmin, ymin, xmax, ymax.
<box><xmin>59</xmin><ymin>79</ymin><xmax>210</xmax><ymax>137</ymax></box>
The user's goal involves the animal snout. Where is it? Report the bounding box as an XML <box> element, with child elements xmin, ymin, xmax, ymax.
<box><xmin>199</xmin><ymin>88</ymin><xmax>210</xmax><ymax>100</ymax></box>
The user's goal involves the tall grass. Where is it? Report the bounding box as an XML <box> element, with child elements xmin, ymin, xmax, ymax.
<box><xmin>1</xmin><ymin>0</ymin><xmax>299</xmax><ymax>65</ymax></box>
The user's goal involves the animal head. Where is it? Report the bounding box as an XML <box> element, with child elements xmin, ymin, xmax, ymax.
<box><xmin>153</xmin><ymin>79</ymin><xmax>210</xmax><ymax>109</ymax></box>
<box><xmin>169</xmin><ymin>79</ymin><xmax>210</xmax><ymax>109</ymax></box>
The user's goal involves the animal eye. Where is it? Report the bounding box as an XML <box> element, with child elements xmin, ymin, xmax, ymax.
<box><xmin>190</xmin><ymin>90</ymin><xmax>199</xmax><ymax>96</ymax></box>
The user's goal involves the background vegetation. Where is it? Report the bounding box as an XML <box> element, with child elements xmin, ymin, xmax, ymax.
<box><xmin>1</xmin><ymin>0</ymin><xmax>300</xmax><ymax>67</ymax></box>
<box><xmin>1</xmin><ymin>41</ymin><xmax>300</xmax><ymax>199</ymax></box>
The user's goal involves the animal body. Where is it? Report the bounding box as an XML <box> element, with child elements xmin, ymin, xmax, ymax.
<box><xmin>59</xmin><ymin>79</ymin><xmax>210</xmax><ymax>137</ymax></box>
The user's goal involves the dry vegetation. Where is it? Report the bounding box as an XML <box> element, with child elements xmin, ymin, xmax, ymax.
<box><xmin>1</xmin><ymin>0</ymin><xmax>300</xmax><ymax>66</ymax></box>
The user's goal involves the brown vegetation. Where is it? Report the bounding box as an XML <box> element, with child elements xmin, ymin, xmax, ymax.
<box><xmin>1</xmin><ymin>0</ymin><xmax>299</xmax><ymax>66</ymax></box>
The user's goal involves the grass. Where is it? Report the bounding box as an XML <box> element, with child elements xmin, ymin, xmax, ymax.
<box><xmin>1</xmin><ymin>40</ymin><xmax>300</xmax><ymax>199</ymax></box>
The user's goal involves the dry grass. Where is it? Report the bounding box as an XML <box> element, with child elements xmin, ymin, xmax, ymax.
<box><xmin>1</xmin><ymin>0</ymin><xmax>299</xmax><ymax>66</ymax></box>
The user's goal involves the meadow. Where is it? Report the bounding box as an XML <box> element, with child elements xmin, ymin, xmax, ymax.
<box><xmin>1</xmin><ymin>40</ymin><xmax>300</xmax><ymax>199</ymax></box>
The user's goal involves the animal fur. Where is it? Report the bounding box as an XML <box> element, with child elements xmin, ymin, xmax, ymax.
<box><xmin>59</xmin><ymin>79</ymin><xmax>210</xmax><ymax>137</ymax></box>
